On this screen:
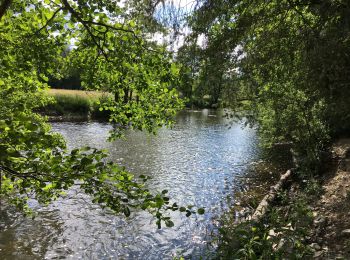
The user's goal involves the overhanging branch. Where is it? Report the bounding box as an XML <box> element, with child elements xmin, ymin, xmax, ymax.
<box><xmin>61</xmin><ymin>0</ymin><xmax>109</xmax><ymax>60</ymax></box>
<box><xmin>35</xmin><ymin>7</ymin><xmax>63</xmax><ymax>35</ymax></box>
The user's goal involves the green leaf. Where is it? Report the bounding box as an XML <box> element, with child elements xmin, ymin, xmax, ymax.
<box><xmin>156</xmin><ymin>220</ymin><xmax>161</xmax><ymax>229</ymax></box>
<box><xmin>123</xmin><ymin>207</ymin><xmax>130</xmax><ymax>217</ymax></box>
<box><xmin>197</xmin><ymin>208</ymin><xmax>205</xmax><ymax>215</ymax></box>
<box><xmin>165</xmin><ymin>220</ymin><xmax>174</xmax><ymax>228</ymax></box>
<box><xmin>129</xmin><ymin>20</ymin><xmax>136</xmax><ymax>27</ymax></box>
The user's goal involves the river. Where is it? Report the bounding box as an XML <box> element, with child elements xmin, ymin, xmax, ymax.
<box><xmin>0</xmin><ymin>109</ymin><xmax>259</xmax><ymax>259</ymax></box>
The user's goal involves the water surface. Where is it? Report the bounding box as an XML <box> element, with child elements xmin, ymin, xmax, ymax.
<box><xmin>0</xmin><ymin>109</ymin><xmax>259</xmax><ymax>259</ymax></box>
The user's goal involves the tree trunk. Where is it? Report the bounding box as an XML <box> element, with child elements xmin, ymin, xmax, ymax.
<box><xmin>0</xmin><ymin>0</ymin><xmax>12</xmax><ymax>21</ymax></box>
<box><xmin>123</xmin><ymin>88</ymin><xmax>129</xmax><ymax>104</ymax></box>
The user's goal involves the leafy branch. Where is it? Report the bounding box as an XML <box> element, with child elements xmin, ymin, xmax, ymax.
<box><xmin>35</xmin><ymin>7</ymin><xmax>63</xmax><ymax>35</ymax></box>
<box><xmin>61</xmin><ymin>0</ymin><xmax>110</xmax><ymax>60</ymax></box>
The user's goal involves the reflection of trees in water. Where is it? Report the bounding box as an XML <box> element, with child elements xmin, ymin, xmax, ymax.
<box><xmin>175</xmin><ymin>109</ymin><xmax>225</xmax><ymax>127</ymax></box>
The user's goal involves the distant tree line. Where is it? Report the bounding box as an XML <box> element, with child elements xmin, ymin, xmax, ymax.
<box><xmin>49</xmin><ymin>72</ymin><xmax>81</xmax><ymax>90</ymax></box>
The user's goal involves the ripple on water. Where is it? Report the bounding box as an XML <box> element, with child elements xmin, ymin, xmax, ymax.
<box><xmin>0</xmin><ymin>110</ymin><xmax>259</xmax><ymax>259</ymax></box>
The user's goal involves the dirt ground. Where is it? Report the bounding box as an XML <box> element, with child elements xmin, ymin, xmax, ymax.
<box><xmin>310</xmin><ymin>139</ymin><xmax>350</xmax><ymax>259</ymax></box>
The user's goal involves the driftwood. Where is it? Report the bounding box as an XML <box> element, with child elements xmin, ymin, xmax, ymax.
<box><xmin>250</xmin><ymin>169</ymin><xmax>292</xmax><ymax>221</ymax></box>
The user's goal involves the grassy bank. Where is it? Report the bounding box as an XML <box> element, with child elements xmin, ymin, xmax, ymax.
<box><xmin>41</xmin><ymin>89</ymin><xmax>112</xmax><ymax>120</ymax></box>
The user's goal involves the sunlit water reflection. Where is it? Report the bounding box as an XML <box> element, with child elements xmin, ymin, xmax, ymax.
<box><xmin>0</xmin><ymin>109</ymin><xmax>259</xmax><ymax>259</ymax></box>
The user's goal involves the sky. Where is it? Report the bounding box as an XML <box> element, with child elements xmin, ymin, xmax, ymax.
<box><xmin>152</xmin><ymin>0</ymin><xmax>205</xmax><ymax>52</ymax></box>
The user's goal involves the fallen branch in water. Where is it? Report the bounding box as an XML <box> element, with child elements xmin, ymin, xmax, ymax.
<box><xmin>250</xmin><ymin>169</ymin><xmax>292</xmax><ymax>221</ymax></box>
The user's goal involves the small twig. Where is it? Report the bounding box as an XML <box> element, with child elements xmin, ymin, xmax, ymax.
<box><xmin>286</xmin><ymin>0</ymin><xmax>315</xmax><ymax>32</ymax></box>
<box><xmin>61</xmin><ymin>0</ymin><xmax>109</xmax><ymax>60</ymax></box>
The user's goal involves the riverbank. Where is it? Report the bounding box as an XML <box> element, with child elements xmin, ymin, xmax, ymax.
<box><xmin>40</xmin><ymin>89</ymin><xmax>220</xmax><ymax>121</ymax></box>
<box><xmin>40</xmin><ymin>89</ymin><xmax>111</xmax><ymax>121</ymax></box>
<box><xmin>216</xmin><ymin>139</ymin><xmax>350</xmax><ymax>258</ymax></box>
<box><xmin>307</xmin><ymin>138</ymin><xmax>350</xmax><ymax>258</ymax></box>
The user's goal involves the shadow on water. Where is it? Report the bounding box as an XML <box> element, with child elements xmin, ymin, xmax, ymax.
<box><xmin>0</xmin><ymin>203</ymin><xmax>65</xmax><ymax>259</ymax></box>
<box><xmin>0</xmin><ymin>109</ymin><xmax>263</xmax><ymax>259</ymax></box>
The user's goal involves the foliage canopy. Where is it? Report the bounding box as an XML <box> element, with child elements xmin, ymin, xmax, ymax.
<box><xmin>182</xmin><ymin>0</ymin><xmax>350</xmax><ymax>169</ymax></box>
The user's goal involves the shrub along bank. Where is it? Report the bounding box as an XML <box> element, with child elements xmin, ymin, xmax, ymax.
<box><xmin>215</xmin><ymin>174</ymin><xmax>318</xmax><ymax>259</ymax></box>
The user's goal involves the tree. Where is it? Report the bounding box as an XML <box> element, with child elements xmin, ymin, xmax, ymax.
<box><xmin>175</xmin><ymin>42</ymin><xmax>200</xmax><ymax>106</ymax></box>
<box><xmin>187</xmin><ymin>0</ymin><xmax>350</xmax><ymax>171</ymax></box>
<box><xmin>0</xmin><ymin>0</ymin><xmax>202</xmax><ymax>228</ymax></box>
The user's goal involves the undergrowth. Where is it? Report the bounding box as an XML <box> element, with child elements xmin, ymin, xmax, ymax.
<box><xmin>214</xmin><ymin>176</ymin><xmax>323</xmax><ymax>259</ymax></box>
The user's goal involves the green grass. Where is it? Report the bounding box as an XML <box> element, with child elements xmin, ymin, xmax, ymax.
<box><xmin>47</xmin><ymin>94</ymin><xmax>91</xmax><ymax>115</ymax></box>
<box><xmin>41</xmin><ymin>89</ymin><xmax>112</xmax><ymax>119</ymax></box>
<box><xmin>47</xmin><ymin>88</ymin><xmax>111</xmax><ymax>101</ymax></box>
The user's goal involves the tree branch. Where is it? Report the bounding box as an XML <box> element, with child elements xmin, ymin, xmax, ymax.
<box><xmin>0</xmin><ymin>164</ymin><xmax>94</xmax><ymax>184</ymax></box>
<box><xmin>35</xmin><ymin>7</ymin><xmax>63</xmax><ymax>35</ymax></box>
<box><xmin>0</xmin><ymin>165</ymin><xmax>43</xmax><ymax>182</ymax></box>
<box><xmin>61</xmin><ymin>0</ymin><xmax>109</xmax><ymax>60</ymax></box>
<box><xmin>84</xmin><ymin>20</ymin><xmax>137</xmax><ymax>36</ymax></box>
<box><xmin>286</xmin><ymin>0</ymin><xmax>314</xmax><ymax>31</ymax></box>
